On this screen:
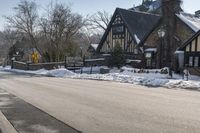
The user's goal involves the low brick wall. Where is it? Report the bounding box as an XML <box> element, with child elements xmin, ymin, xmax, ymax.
<box><xmin>187</xmin><ymin>68</ymin><xmax>200</xmax><ymax>76</ymax></box>
<box><xmin>12</xmin><ymin>61</ymin><xmax>65</xmax><ymax>70</ymax></box>
<box><xmin>28</xmin><ymin>62</ymin><xmax>65</xmax><ymax>70</ymax></box>
<box><xmin>13</xmin><ymin>61</ymin><xmax>28</xmax><ymax>70</ymax></box>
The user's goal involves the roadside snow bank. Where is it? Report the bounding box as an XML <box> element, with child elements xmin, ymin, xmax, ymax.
<box><xmin>3</xmin><ymin>68</ymin><xmax>49</xmax><ymax>75</ymax></box>
<box><xmin>47</xmin><ymin>68</ymin><xmax>75</xmax><ymax>77</ymax></box>
<box><xmin>1</xmin><ymin>67</ymin><xmax>75</xmax><ymax>77</ymax></box>
<box><xmin>1</xmin><ymin>66</ymin><xmax>199</xmax><ymax>90</ymax></box>
<box><xmin>164</xmin><ymin>80</ymin><xmax>200</xmax><ymax>90</ymax></box>
<box><xmin>70</xmin><ymin>73</ymin><xmax>170</xmax><ymax>87</ymax></box>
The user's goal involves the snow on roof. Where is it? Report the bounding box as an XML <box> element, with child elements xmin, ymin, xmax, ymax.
<box><xmin>85</xmin><ymin>58</ymin><xmax>105</xmax><ymax>62</ymax></box>
<box><xmin>145</xmin><ymin>48</ymin><xmax>157</xmax><ymax>52</ymax></box>
<box><xmin>90</xmin><ymin>44</ymin><xmax>99</xmax><ymax>50</ymax></box>
<box><xmin>134</xmin><ymin>34</ymin><xmax>141</xmax><ymax>44</ymax></box>
<box><xmin>175</xmin><ymin>50</ymin><xmax>184</xmax><ymax>54</ymax></box>
<box><xmin>176</xmin><ymin>12</ymin><xmax>200</xmax><ymax>32</ymax></box>
<box><xmin>126</xmin><ymin>59</ymin><xmax>141</xmax><ymax>63</ymax></box>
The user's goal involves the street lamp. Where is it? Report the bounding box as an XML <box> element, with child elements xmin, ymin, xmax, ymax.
<box><xmin>157</xmin><ymin>27</ymin><xmax>166</xmax><ymax>69</ymax></box>
<box><xmin>158</xmin><ymin>28</ymin><xmax>165</xmax><ymax>38</ymax></box>
<box><xmin>158</xmin><ymin>27</ymin><xmax>173</xmax><ymax>78</ymax></box>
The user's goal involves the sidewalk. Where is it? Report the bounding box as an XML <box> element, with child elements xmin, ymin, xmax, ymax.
<box><xmin>0</xmin><ymin>111</ymin><xmax>18</xmax><ymax>133</ymax></box>
<box><xmin>0</xmin><ymin>88</ymin><xmax>81</xmax><ymax>133</ymax></box>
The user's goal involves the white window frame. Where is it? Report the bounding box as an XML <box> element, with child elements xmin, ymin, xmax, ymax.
<box><xmin>194</xmin><ymin>57</ymin><xmax>199</xmax><ymax>67</ymax></box>
<box><xmin>189</xmin><ymin>56</ymin><xmax>193</xmax><ymax>67</ymax></box>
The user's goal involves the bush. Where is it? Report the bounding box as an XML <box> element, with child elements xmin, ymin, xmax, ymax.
<box><xmin>109</xmin><ymin>41</ymin><xmax>125</xmax><ymax>68</ymax></box>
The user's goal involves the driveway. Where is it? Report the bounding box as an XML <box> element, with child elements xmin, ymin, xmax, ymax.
<box><xmin>0</xmin><ymin>71</ymin><xmax>200</xmax><ymax>133</ymax></box>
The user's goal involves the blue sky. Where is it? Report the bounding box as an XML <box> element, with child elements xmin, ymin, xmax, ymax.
<box><xmin>0</xmin><ymin>0</ymin><xmax>199</xmax><ymax>30</ymax></box>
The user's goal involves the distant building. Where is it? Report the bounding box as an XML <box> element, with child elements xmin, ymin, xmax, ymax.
<box><xmin>9</xmin><ymin>38</ymin><xmax>41</xmax><ymax>63</ymax></box>
<box><xmin>87</xmin><ymin>44</ymin><xmax>99</xmax><ymax>59</ymax></box>
<box><xmin>88</xmin><ymin>44</ymin><xmax>99</xmax><ymax>54</ymax></box>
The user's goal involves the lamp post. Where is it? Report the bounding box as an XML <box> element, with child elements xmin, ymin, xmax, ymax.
<box><xmin>157</xmin><ymin>27</ymin><xmax>166</xmax><ymax>69</ymax></box>
<box><xmin>158</xmin><ymin>27</ymin><xmax>173</xmax><ymax>78</ymax></box>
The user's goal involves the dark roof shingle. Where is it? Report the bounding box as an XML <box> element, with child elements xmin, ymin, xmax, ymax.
<box><xmin>118</xmin><ymin>8</ymin><xmax>161</xmax><ymax>42</ymax></box>
<box><xmin>97</xmin><ymin>8</ymin><xmax>161</xmax><ymax>51</ymax></box>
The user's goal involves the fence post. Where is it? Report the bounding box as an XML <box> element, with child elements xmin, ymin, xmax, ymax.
<box><xmin>81</xmin><ymin>66</ymin><xmax>83</xmax><ymax>74</ymax></box>
<box><xmin>83</xmin><ymin>55</ymin><xmax>85</xmax><ymax>67</ymax></box>
<box><xmin>11</xmin><ymin>58</ymin><xmax>14</xmax><ymax>69</ymax></box>
<box><xmin>81</xmin><ymin>56</ymin><xmax>85</xmax><ymax>74</ymax></box>
<box><xmin>65</xmin><ymin>56</ymin><xmax>67</xmax><ymax>69</ymax></box>
<box><xmin>90</xmin><ymin>64</ymin><xmax>93</xmax><ymax>74</ymax></box>
<box><xmin>74</xmin><ymin>62</ymin><xmax>76</xmax><ymax>73</ymax></box>
<box><xmin>26</xmin><ymin>62</ymin><xmax>30</xmax><ymax>70</ymax></box>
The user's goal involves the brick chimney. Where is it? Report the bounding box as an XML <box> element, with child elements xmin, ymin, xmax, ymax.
<box><xmin>160</xmin><ymin>0</ymin><xmax>183</xmax><ymax>68</ymax></box>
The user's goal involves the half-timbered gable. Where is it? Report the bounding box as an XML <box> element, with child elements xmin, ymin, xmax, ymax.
<box><xmin>100</xmin><ymin>10</ymin><xmax>137</xmax><ymax>54</ymax></box>
<box><xmin>179</xmin><ymin>30</ymin><xmax>200</xmax><ymax>75</ymax></box>
<box><xmin>180</xmin><ymin>30</ymin><xmax>200</xmax><ymax>67</ymax></box>
<box><xmin>97</xmin><ymin>8</ymin><xmax>161</xmax><ymax>56</ymax></box>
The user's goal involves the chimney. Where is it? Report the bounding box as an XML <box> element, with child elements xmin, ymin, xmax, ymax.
<box><xmin>160</xmin><ymin>0</ymin><xmax>183</xmax><ymax>69</ymax></box>
<box><xmin>161</xmin><ymin>0</ymin><xmax>183</xmax><ymax>15</ymax></box>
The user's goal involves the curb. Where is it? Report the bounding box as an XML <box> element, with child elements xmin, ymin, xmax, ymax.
<box><xmin>0</xmin><ymin>111</ymin><xmax>18</xmax><ymax>133</ymax></box>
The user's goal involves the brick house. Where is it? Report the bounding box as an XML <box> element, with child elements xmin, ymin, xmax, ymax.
<box><xmin>96</xmin><ymin>8</ymin><xmax>161</xmax><ymax>67</ymax></box>
<box><xmin>96</xmin><ymin>0</ymin><xmax>200</xmax><ymax>71</ymax></box>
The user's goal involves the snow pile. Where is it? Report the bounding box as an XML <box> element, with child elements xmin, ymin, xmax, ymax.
<box><xmin>69</xmin><ymin>69</ymin><xmax>170</xmax><ymax>87</ymax></box>
<box><xmin>70</xmin><ymin>67</ymin><xmax>200</xmax><ymax>90</ymax></box>
<box><xmin>1</xmin><ymin>66</ymin><xmax>200</xmax><ymax>90</ymax></box>
<box><xmin>0</xmin><ymin>66</ymin><xmax>11</xmax><ymax>70</ymax></box>
<box><xmin>4</xmin><ymin>68</ymin><xmax>49</xmax><ymax>75</ymax></box>
<box><xmin>165</xmin><ymin>80</ymin><xmax>200</xmax><ymax>90</ymax></box>
<box><xmin>47</xmin><ymin>68</ymin><xmax>75</xmax><ymax>77</ymax></box>
<box><xmin>1</xmin><ymin>67</ymin><xmax>75</xmax><ymax>77</ymax></box>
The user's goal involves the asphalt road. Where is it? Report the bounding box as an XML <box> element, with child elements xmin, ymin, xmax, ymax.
<box><xmin>0</xmin><ymin>71</ymin><xmax>200</xmax><ymax>133</ymax></box>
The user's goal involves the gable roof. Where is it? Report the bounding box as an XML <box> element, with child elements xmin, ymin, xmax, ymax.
<box><xmin>97</xmin><ymin>8</ymin><xmax>161</xmax><ymax>51</ymax></box>
<box><xmin>119</xmin><ymin>8</ymin><xmax>161</xmax><ymax>41</ymax></box>
<box><xmin>139</xmin><ymin>12</ymin><xmax>200</xmax><ymax>47</ymax></box>
<box><xmin>176</xmin><ymin>12</ymin><xmax>200</xmax><ymax>32</ymax></box>
<box><xmin>179</xmin><ymin>30</ymin><xmax>200</xmax><ymax>50</ymax></box>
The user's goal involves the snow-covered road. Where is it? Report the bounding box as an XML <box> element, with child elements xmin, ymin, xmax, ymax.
<box><xmin>0</xmin><ymin>72</ymin><xmax>200</xmax><ymax>133</ymax></box>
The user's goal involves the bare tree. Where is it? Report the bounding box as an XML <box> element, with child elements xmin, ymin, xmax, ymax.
<box><xmin>4</xmin><ymin>0</ymin><xmax>86</xmax><ymax>62</ymax></box>
<box><xmin>5</xmin><ymin>0</ymin><xmax>40</xmax><ymax>54</ymax></box>
<box><xmin>39</xmin><ymin>3</ymin><xmax>85</xmax><ymax>61</ymax></box>
<box><xmin>86</xmin><ymin>10</ymin><xmax>112</xmax><ymax>32</ymax></box>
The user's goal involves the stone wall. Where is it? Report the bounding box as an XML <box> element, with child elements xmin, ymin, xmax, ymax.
<box><xmin>12</xmin><ymin>61</ymin><xmax>65</xmax><ymax>70</ymax></box>
<box><xmin>13</xmin><ymin>61</ymin><xmax>28</xmax><ymax>70</ymax></box>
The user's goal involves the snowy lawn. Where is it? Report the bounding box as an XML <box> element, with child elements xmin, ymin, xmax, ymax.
<box><xmin>1</xmin><ymin>66</ymin><xmax>200</xmax><ymax>90</ymax></box>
